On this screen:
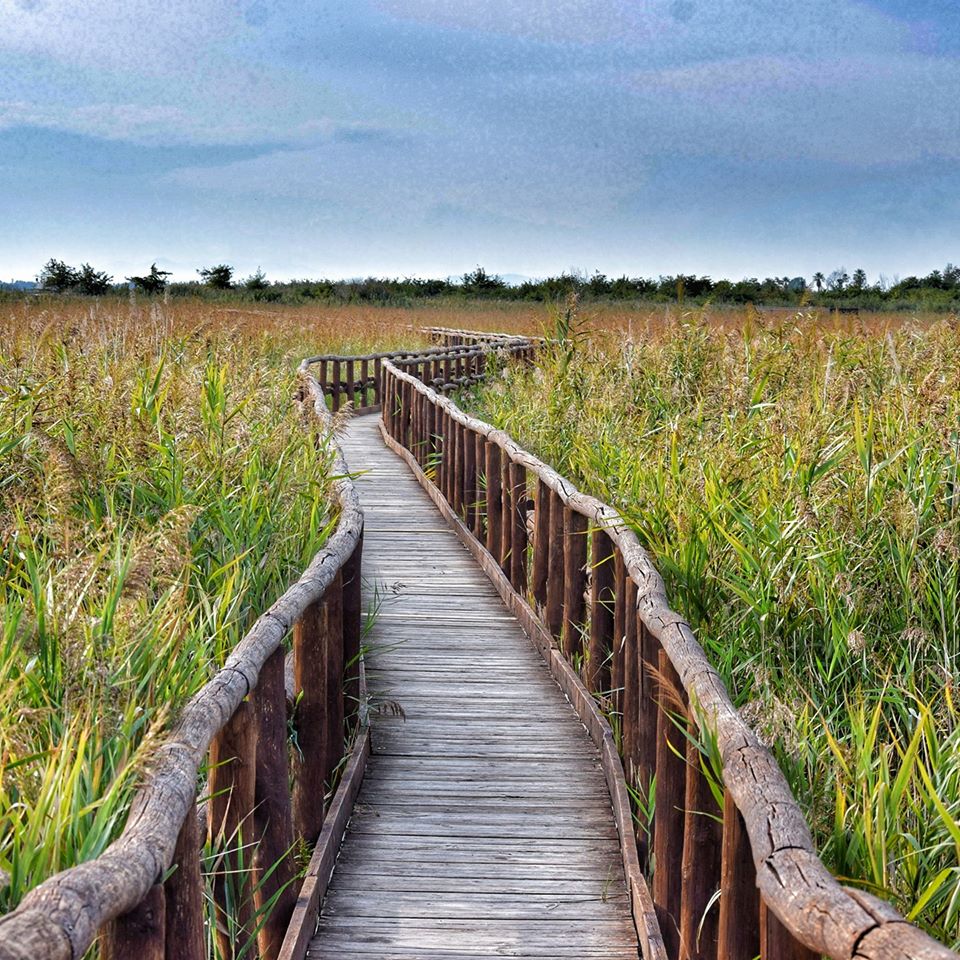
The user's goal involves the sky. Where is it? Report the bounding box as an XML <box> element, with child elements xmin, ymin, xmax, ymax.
<box><xmin>1</xmin><ymin>0</ymin><xmax>959</xmax><ymax>283</ymax></box>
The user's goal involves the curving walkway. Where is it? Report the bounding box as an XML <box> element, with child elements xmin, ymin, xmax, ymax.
<box><xmin>306</xmin><ymin>415</ymin><xmax>638</xmax><ymax>960</ymax></box>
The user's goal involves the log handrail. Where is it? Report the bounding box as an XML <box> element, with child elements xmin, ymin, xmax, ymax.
<box><xmin>379</xmin><ymin>353</ymin><xmax>958</xmax><ymax>960</ymax></box>
<box><xmin>301</xmin><ymin>328</ymin><xmax>531</xmax><ymax>414</ymax></box>
<box><xmin>0</xmin><ymin>329</ymin><xmax>527</xmax><ymax>960</ymax></box>
<box><xmin>0</xmin><ymin>364</ymin><xmax>365</xmax><ymax>960</ymax></box>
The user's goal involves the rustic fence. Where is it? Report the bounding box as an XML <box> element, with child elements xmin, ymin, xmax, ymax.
<box><xmin>303</xmin><ymin>328</ymin><xmax>531</xmax><ymax>413</ymax></box>
<box><xmin>379</xmin><ymin>352</ymin><xmax>957</xmax><ymax>960</ymax></box>
<box><xmin>0</xmin><ymin>365</ymin><xmax>364</xmax><ymax>960</ymax></box>
<box><xmin>0</xmin><ymin>329</ymin><xmax>532</xmax><ymax>960</ymax></box>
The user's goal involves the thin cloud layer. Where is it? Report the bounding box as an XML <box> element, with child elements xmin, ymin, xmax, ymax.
<box><xmin>1</xmin><ymin>0</ymin><xmax>958</xmax><ymax>280</ymax></box>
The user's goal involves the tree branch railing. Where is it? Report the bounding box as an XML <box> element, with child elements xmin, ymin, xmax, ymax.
<box><xmin>303</xmin><ymin>328</ymin><xmax>532</xmax><ymax>414</ymax></box>
<box><xmin>0</xmin><ymin>365</ymin><xmax>365</xmax><ymax>960</ymax></box>
<box><xmin>379</xmin><ymin>354</ymin><xmax>958</xmax><ymax>960</ymax></box>
<box><xmin>0</xmin><ymin>328</ymin><xmax>532</xmax><ymax>960</ymax></box>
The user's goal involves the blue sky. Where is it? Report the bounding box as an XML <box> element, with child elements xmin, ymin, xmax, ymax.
<box><xmin>1</xmin><ymin>0</ymin><xmax>959</xmax><ymax>283</ymax></box>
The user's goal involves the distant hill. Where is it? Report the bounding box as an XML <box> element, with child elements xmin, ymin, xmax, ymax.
<box><xmin>0</xmin><ymin>280</ymin><xmax>38</xmax><ymax>291</ymax></box>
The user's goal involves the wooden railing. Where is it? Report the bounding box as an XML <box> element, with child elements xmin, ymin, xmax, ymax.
<box><xmin>379</xmin><ymin>354</ymin><xmax>958</xmax><ymax>960</ymax></box>
<box><xmin>0</xmin><ymin>329</ymin><xmax>530</xmax><ymax>960</ymax></box>
<box><xmin>303</xmin><ymin>329</ymin><xmax>530</xmax><ymax>413</ymax></box>
<box><xmin>0</xmin><ymin>366</ymin><xmax>364</xmax><ymax>960</ymax></box>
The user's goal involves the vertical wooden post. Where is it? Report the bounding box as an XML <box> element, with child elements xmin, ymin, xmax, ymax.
<box><xmin>453</xmin><ymin>421</ymin><xmax>464</xmax><ymax>514</ymax></box>
<box><xmin>323</xmin><ymin>572</ymin><xmax>345</xmax><ymax>789</ymax></box>
<box><xmin>509</xmin><ymin>462</ymin><xmax>528</xmax><ymax>594</ymax></box>
<box><xmin>342</xmin><ymin>534</ymin><xmax>364</xmax><ymax>728</ymax></box>
<box><xmin>208</xmin><ymin>700</ymin><xmax>258</xmax><ymax>960</ymax></box>
<box><xmin>679</xmin><ymin>732</ymin><xmax>723</xmax><ymax>960</ymax></box>
<box><xmin>485</xmin><ymin>441</ymin><xmax>502</xmax><ymax>561</ymax></box>
<box><xmin>463</xmin><ymin>424</ymin><xmax>477</xmax><ymax>529</ymax></box>
<box><xmin>374</xmin><ymin>357</ymin><xmax>382</xmax><ymax>405</ymax></box>
<box><xmin>499</xmin><ymin>452</ymin><xmax>512</xmax><ymax>575</ymax></box>
<box><xmin>252</xmin><ymin>647</ymin><xmax>297</xmax><ymax>960</ymax></box>
<box><xmin>360</xmin><ymin>358</ymin><xmax>369</xmax><ymax>408</ymax></box>
<box><xmin>163</xmin><ymin>808</ymin><xmax>205</xmax><ymax>960</ymax></box>
<box><xmin>652</xmin><ymin>651</ymin><xmax>686</xmax><ymax>960</ymax></box>
<box><xmin>318</xmin><ymin>359</ymin><xmax>328</xmax><ymax>404</ymax></box>
<box><xmin>612</xmin><ymin>551</ymin><xmax>626</xmax><ymax>720</ymax></box>
<box><xmin>717</xmin><ymin>791</ymin><xmax>760</xmax><ymax>960</ymax></box>
<box><xmin>621</xmin><ymin>580</ymin><xmax>638</xmax><ymax>768</ymax></box>
<box><xmin>636</xmin><ymin>618</ymin><xmax>659</xmax><ymax>865</ymax></box>
<box><xmin>293</xmin><ymin>595</ymin><xmax>327</xmax><ymax>843</ymax></box>
<box><xmin>101</xmin><ymin>884</ymin><xmax>166</xmax><ymax>960</ymax></box>
<box><xmin>562</xmin><ymin>507</ymin><xmax>588</xmax><ymax>659</ymax></box>
<box><xmin>760</xmin><ymin>902</ymin><xmax>818</xmax><ymax>960</ymax></box>
<box><xmin>331</xmin><ymin>359</ymin><xmax>341</xmax><ymax>413</ymax></box>
<box><xmin>345</xmin><ymin>359</ymin><xmax>355</xmax><ymax>408</ymax></box>
<box><xmin>587</xmin><ymin>529</ymin><xmax>615</xmax><ymax>694</ymax></box>
<box><xmin>474</xmin><ymin>432</ymin><xmax>486</xmax><ymax>539</ymax></box>
<box><xmin>532</xmin><ymin>480</ymin><xmax>551</xmax><ymax>608</ymax></box>
<box><xmin>545</xmin><ymin>489</ymin><xmax>565</xmax><ymax>639</ymax></box>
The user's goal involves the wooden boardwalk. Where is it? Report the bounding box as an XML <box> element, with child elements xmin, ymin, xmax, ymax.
<box><xmin>308</xmin><ymin>415</ymin><xmax>639</xmax><ymax>959</ymax></box>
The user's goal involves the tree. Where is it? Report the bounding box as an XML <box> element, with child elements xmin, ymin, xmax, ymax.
<box><xmin>198</xmin><ymin>264</ymin><xmax>233</xmax><ymax>289</ymax></box>
<box><xmin>812</xmin><ymin>271</ymin><xmax>825</xmax><ymax>294</ymax></box>
<box><xmin>38</xmin><ymin>258</ymin><xmax>80</xmax><ymax>293</ymax></box>
<box><xmin>127</xmin><ymin>263</ymin><xmax>172</xmax><ymax>294</ymax></box>
<box><xmin>243</xmin><ymin>267</ymin><xmax>268</xmax><ymax>291</ymax></box>
<box><xmin>827</xmin><ymin>268</ymin><xmax>849</xmax><ymax>293</ymax></box>
<box><xmin>461</xmin><ymin>266</ymin><xmax>506</xmax><ymax>293</ymax></box>
<box><xmin>851</xmin><ymin>268</ymin><xmax>868</xmax><ymax>292</ymax></box>
<box><xmin>75</xmin><ymin>263</ymin><xmax>113</xmax><ymax>295</ymax></box>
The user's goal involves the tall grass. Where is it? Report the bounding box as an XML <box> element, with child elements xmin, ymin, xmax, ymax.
<box><xmin>0</xmin><ymin>297</ymin><xmax>423</xmax><ymax>918</ymax></box>
<box><xmin>470</xmin><ymin>306</ymin><xmax>960</xmax><ymax>946</ymax></box>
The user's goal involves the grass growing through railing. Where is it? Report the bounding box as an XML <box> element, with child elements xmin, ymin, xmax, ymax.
<box><xmin>0</xmin><ymin>297</ymin><xmax>421</xmax><ymax>928</ymax></box>
<box><xmin>469</xmin><ymin>305</ymin><xmax>960</xmax><ymax>946</ymax></box>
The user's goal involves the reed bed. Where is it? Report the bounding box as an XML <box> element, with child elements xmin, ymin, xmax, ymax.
<box><xmin>0</xmin><ymin>297</ymin><xmax>424</xmax><ymax>922</ymax></box>
<box><xmin>469</xmin><ymin>304</ymin><xmax>960</xmax><ymax>947</ymax></box>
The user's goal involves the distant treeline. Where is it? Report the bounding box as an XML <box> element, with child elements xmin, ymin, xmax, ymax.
<box><xmin>7</xmin><ymin>261</ymin><xmax>960</xmax><ymax>310</ymax></box>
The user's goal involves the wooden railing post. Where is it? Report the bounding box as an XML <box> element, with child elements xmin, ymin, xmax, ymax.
<box><xmin>532</xmin><ymin>480</ymin><xmax>550</xmax><ymax>608</ymax></box>
<box><xmin>717</xmin><ymin>790</ymin><xmax>760</xmax><ymax>960</ymax></box>
<box><xmin>359</xmin><ymin>358</ymin><xmax>369</xmax><ymax>408</ymax></box>
<box><xmin>293</xmin><ymin>598</ymin><xmax>325</xmax><ymax>843</ymax></box>
<box><xmin>163</xmin><ymin>808</ymin><xmax>205</xmax><ymax>960</ymax></box>
<box><xmin>499</xmin><ymin>451</ymin><xmax>512</xmax><ymax>576</ymax></box>
<box><xmin>621</xmin><ymin>580</ymin><xmax>638</xmax><ymax>774</ymax></box>
<box><xmin>612</xmin><ymin>551</ymin><xmax>626</xmax><ymax>719</ymax></box>
<box><xmin>587</xmin><ymin>529</ymin><xmax>615</xmax><ymax>694</ymax></box>
<box><xmin>100</xmin><ymin>884</ymin><xmax>165</xmax><ymax>960</ymax></box>
<box><xmin>760</xmin><ymin>902</ymin><xmax>819</xmax><ymax>960</ymax></box>
<box><xmin>679</xmin><ymin>733</ymin><xmax>723</xmax><ymax>960</ymax></box>
<box><xmin>485</xmin><ymin>441</ymin><xmax>502</xmax><ymax>561</ymax></box>
<box><xmin>508</xmin><ymin>461</ymin><xmax>527</xmax><ymax>593</ymax></box>
<box><xmin>545</xmin><ymin>488</ymin><xmax>565</xmax><ymax>638</ymax></box>
<box><xmin>474</xmin><ymin>432</ymin><xmax>486</xmax><ymax>539</ymax></box>
<box><xmin>342</xmin><ymin>533</ymin><xmax>364</xmax><ymax>729</ymax></box>
<box><xmin>331</xmin><ymin>359</ymin><xmax>341</xmax><ymax>413</ymax></box>
<box><xmin>452</xmin><ymin>420</ymin><xmax>464</xmax><ymax>514</ymax></box>
<box><xmin>652</xmin><ymin>651</ymin><xmax>687</xmax><ymax>960</ymax></box>
<box><xmin>208</xmin><ymin>700</ymin><xmax>258</xmax><ymax>960</ymax></box>
<box><xmin>252</xmin><ymin>647</ymin><xmax>297</xmax><ymax>960</ymax></box>
<box><xmin>562</xmin><ymin>507</ymin><xmax>588</xmax><ymax>659</ymax></box>
<box><xmin>463</xmin><ymin>424</ymin><xmax>477</xmax><ymax>528</ymax></box>
<box><xmin>345</xmin><ymin>359</ymin><xmax>355</xmax><ymax>408</ymax></box>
